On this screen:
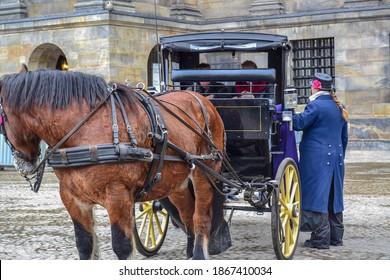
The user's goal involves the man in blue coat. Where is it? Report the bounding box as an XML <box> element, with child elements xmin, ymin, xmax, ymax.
<box><xmin>293</xmin><ymin>73</ymin><xmax>348</xmax><ymax>249</ymax></box>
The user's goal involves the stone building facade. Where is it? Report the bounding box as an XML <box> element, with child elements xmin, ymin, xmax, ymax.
<box><xmin>0</xmin><ymin>0</ymin><xmax>389</xmax><ymax>147</ymax></box>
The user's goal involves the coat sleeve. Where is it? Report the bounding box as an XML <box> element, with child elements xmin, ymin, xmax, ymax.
<box><xmin>293</xmin><ymin>102</ymin><xmax>318</xmax><ymax>131</ymax></box>
<box><xmin>342</xmin><ymin>121</ymin><xmax>348</xmax><ymax>157</ymax></box>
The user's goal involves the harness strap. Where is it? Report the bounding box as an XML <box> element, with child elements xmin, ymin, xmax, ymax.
<box><xmin>133</xmin><ymin>90</ymin><xmax>170</xmax><ymax>200</ymax></box>
<box><xmin>166</xmin><ymin>140</ymin><xmax>245</xmax><ymax>190</ymax></box>
<box><xmin>183</xmin><ymin>91</ymin><xmax>212</xmax><ymax>140</ymax></box>
<box><xmin>110</xmin><ymin>94</ymin><xmax>120</xmax><ymax>145</ymax></box>
<box><xmin>113</xmin><ymin>91</ymin><xmax>137</xmax><ymax>146</ymax></box>
<box><xmin>134</xmin><ymin>91</ymin><xmax>167</xmax><ymax>142</ymax></box>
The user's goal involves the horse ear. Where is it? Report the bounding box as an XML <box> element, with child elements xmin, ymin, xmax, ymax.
<box><xmin>20</xmin><ymin>63</ymin><xmax>29</xmax><ymax>73</ymax></box>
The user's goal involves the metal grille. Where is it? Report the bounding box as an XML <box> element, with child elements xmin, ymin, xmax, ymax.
<box><xmin>292</xmin><ymin>38</ymin><xmax>335</xmax><ymax>104</ymax></box>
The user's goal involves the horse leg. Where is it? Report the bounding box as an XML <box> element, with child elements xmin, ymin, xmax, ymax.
<box><xmin>60</xmin><ymin>187</ymin><xmax>98</xmax><ymax>260</ymax></box>
<box><xmin>190</xmin><ymin>170</ymin><xmax>215</xmax><ymax>260</ymax></box>
<box><xmin>168</xmin><ymin>178</ymin><xmax>196</xmax><ymax>259</ymax></box>
<box><xmin>105</xmin><ymin>183</ymin><xmax>135</xmax><ymax>260</ymax></box>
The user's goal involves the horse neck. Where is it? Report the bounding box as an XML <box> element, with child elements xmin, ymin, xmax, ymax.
<box><xmin>23</xmin><ymin>100</ymin><xmax>152</xmax><ymax>149</ymax></box>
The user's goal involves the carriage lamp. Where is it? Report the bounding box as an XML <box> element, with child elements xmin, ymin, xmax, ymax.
<box><xmin>283</xmin><ymin>87</ymin><xmax>297</xmax><ymax>131</ymax></box>
<box><xmin>283</xmin><ymin>87</ymin><xmax>298</xmax><ymax>110</ymax></box>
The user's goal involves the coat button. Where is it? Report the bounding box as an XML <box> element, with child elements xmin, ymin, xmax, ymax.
<box><xmin>327</xmin><ymin>162</ymin><xmax>330</xmax><ymax>165</ymax></box>
<box><xmin>328</xmin><ymin>144</ymin><xmax>332</xmax><ymax>148</ymax></box>
<box><xmin>328</xmin><ymin>152</ymin><xmax>331</xmax><ymax>156</ymax></box>
<box><xmin>340</xmin><ymin>154</ymin><xmax>342</xmax><ymax>157</ymax></box>
<box><xmin>340</xmin><ymin>163</ymin><xmax>343</xmax><ymax>166</ymax></box>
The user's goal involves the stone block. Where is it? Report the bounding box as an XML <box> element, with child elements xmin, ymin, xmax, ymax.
<box><xmin>110</xmin><ymin>1</ymin><xmax>135</xmax><ymax>13</ymax></box>
<box><xmin>345</xmin><ymin>89</ymin><xmax>379</xmax><ymax>105</ymax></box>
<box><xmin>249</xmin><ymin>0</ymin><xmax>284</xmax><ymax>16</ymax></box>
<box><xmin>344</xmin><ymin>0</ymin><xmax>381</xmax><ymax>8</ymax></box>
<box><xmin>372</xmin><ymin>104</ymin><xmax>390</xmax><ymax>117</ymax></box>
<box><xmin>347</xmin><ymin>104</ymin><xmax>373</xmax><ymax>116</ymax></box>
<box><xmin>348</xmin><ymin>117</ymin><xmax>390</xmax><ymax>140</ymax></box>
<box><xmin>27</xmin><ymin>1</ymin><xmax>74</xmax><ymax>17</ymax></box>
<box><xmin>295</xmin><ymin>0</ymin><xmax>343</xmax><ymax>12</ymax></box>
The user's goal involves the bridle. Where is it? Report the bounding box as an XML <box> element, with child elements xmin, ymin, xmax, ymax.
<box><xmin>0</xmin><ymin>85</ymin><xmax>116</xmax><ymax>193</ymax></box>
<box><xmin>0</xmin><ymin>96</ymin><xmax>44</xmax><ymax>192</ymax></box>
<box><xmin>0</xmin><ymin>97</ymin><xmax>35</xmax><ymax>162</ymax></box>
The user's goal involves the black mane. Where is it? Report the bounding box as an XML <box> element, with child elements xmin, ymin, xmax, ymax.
<box><xmin>0</xmin><ymin>70</ymin><xmax>131</xmax><ymax>111</ymax></box>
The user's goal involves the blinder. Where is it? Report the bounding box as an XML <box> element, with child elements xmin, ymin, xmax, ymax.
<box><xmin>0</xmin><ymin>96</ymin><xmax>34</xmax><ymax>163</ymax></box>
<box><xmin>0</xmin><ymin>97</ymin><xmax>5</xmax><ymax>135</ymax></box>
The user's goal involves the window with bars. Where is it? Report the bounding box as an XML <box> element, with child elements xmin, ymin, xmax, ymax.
<box><xmin>292</xmin><ymin>38</ymin><xmax>335</xmax><ymax>104</ymax></box>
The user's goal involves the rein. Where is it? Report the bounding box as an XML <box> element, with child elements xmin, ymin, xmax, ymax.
<box><xmin>141</xmin><ymin>90</ymin><xmax>249</xmax><ymax>190</ymax></box>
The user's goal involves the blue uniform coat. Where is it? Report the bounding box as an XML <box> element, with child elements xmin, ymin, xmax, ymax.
<box><xmin>293</xmin><ymin>95</ymin><xmax>348</xmax><ymax>213</ymax></box>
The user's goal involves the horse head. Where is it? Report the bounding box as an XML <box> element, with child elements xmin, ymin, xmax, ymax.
<box><xmin>0</xmin><ymin>65</ymin><xmax>41</xmax><ymax>176</ymax></box>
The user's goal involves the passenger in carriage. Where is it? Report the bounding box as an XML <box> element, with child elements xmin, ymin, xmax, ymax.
<box><xmin>186</xmin><ymin>63</ymin><xmax>225</xmax><ymax>99</ymax></box>
<box><xmin>293</xmin><ymin>72</ymin><xmax>348</xmax><ymax>250</ymax></box>
<box><xmin>234</xmin><ymin>60</ymin><xmax>267</xmax><ymax>98</ymax></box>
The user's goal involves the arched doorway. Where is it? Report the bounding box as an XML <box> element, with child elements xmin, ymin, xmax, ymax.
<box><xmin>147</xmin><ymin>45</ymin><xmax>161</xmax><ymax>93</ymax></box>
<box><xmin>28</xmin><ymin>43</ymin><xmax>68</xmax><ymax>71</ymax></box>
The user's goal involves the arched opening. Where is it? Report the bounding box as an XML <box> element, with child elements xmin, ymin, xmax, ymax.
<box><xmin>28</xmin><ymin>43</ymin><xmax>68</xmax><ymax>71</ymax></box>
<box><xmin>147</xmin><ymin>45</ymin><xmax>161</xmax><ymax>93</ymax></box>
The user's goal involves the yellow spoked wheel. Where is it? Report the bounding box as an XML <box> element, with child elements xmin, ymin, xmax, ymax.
<box><xmin>133</xmin><ymin>200</ymin><xmax>169</xmax><ymax>257</ymax></box>
<box><xmin>271</xmin><ymin>158</ymin><xmax>301</xmax><ymax>260</ymax></box>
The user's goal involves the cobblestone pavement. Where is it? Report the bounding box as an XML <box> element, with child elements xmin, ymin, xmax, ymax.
<box><xmin>0</xmin><ymin>150</ymin><xmax>389</xmax><ymax>260</ymax></box>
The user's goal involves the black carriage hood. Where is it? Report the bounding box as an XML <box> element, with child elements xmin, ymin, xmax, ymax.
<box><xmin>160</xmin><ymin>31</ymin><xmax>290</xmax><ymax>53</ymax></box>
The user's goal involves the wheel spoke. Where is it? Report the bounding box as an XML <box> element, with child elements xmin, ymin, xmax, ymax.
<box><xmin>290</xmin><ymin>181</ymin><xmax>298</xmax><ymax>202</ymax></box>
<box><xmin>279</xmin><ymin>176</ymin><xmax>286</xmax><ymax>201</ymax></box>
<box><xmin>149</xmin><ymin>212</ymin><xmax>157</xmax><ymax>247</ymax></box>
<box><xmin>139</xmin><ymin>213</ymin><xmax>148</xmax><ymax>236</ymax></box>
<box><xmin>291</xmin><ymin>215</ymin><xmax>300</xmax><ymax>227</ymax></box>
<box><xmin>144</xmin><ymin>215</ymin><xmax>151</xmax><ymax>247</ymax></box>
<box><xmin>283</xmin><ymin>221</ymin><xmax>291</xmax><ymax>255</ymax></box>
<box><xmin>285</xmin><ymin>167</ymin><xmax>293</xmax><ymax>201</ymax></box>
<box><xmin>153</xmin><ymin>212</ymin><xmax>164</xmax><ymax>236</ymax></box>
<box><xmin>135</xmin><ymin>203</ymin><xmax>151</xmax><ymax>220</ymax></box>
<box><xmin>279</xmin><ymin>196</ymin><xmax>289</xmax><ymax>210</ymax></box>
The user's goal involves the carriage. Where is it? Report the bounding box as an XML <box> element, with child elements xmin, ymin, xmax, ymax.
<box><xmin>0</xmin><ymin>31</ymin><xmax>301</xmax><ymax>260</ymax></box>
<box><xmin>133</xmin><ymin>31</ymin><xmax>301</xmax><ymax>260</ymax></box>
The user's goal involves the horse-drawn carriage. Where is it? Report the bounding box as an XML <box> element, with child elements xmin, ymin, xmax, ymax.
<box><xmin>133</xmin><ymin>31</ymin><xmax>301</xmax><ymax>260</ymax></box>
<box><xmin>0</xmin><ymin>31</ymin><xmax>301</xmax><ymax>260</ymax></box>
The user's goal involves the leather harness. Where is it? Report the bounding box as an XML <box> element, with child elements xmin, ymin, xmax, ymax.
<box><xmin>46</xmin><ymin>86</ymin><xmax>221</xmax><ymax>198</ymax></box>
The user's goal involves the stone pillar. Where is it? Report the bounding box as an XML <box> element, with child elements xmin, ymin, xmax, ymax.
<box><xmin>170</xmin><ymin>0</ymin><xmax>203</xmax><ymax>20</ymax></box>
<box><xmin>74</xmin><ymin>0</ymin><xmax>105</xmax><ymax>12</ymax></box>
<box><xmin>108</xmin><ymin>1</ymin><xmax>135</xmax><ymax>13</ymax></box>
<box><xmin>0</xmin><ymin>0</ymin><xmax>27</xmax><ymax>20</ymax></box>
<box><xmin>249</xmin><ymin>0</ymin><xmax>284</xmax><ymax>16</ymax></box>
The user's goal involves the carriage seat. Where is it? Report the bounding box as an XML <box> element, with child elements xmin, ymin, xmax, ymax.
<box><xmin>171</xmin><ymin>68</ymin><xmax>276</xmax><ymax>83</ymax></box>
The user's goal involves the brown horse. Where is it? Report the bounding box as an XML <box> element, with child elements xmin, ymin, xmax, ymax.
<box><xmin>0</xmin><ymin>67</ymin><xmax>225</xmax><ymax>260</ymax></box>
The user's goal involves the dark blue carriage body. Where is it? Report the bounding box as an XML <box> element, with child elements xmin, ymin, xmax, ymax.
<box><xmin>159</xmin><ymin>31</ymin><xmax>297</xmax><ymax>178</ymax></box>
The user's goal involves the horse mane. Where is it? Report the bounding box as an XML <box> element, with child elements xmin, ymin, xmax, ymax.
<box><xmin>0</xmin><ymin>70</ymin><xmax>136</xmax><ymax>111</ymax></box>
